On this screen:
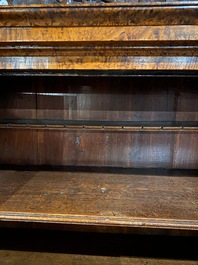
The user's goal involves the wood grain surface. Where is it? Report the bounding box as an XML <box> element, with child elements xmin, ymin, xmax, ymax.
<box><xmin>0</xmin><ymin>75</ymin><xmax>197</xmax><ymax>168</ymax></box>
<box><xmin>0</xmin><ymin>0</ymin><xmax>197</xmax><ymax>249</ymax></box>
<box><xmin>1</xmin><ymin>2</ymin><xmax>198</xmax><ymax>27</ymax></box>
<box><xmin>0</xmin><ymin>170</ymin><xmax>197</xmax><ymax>232</ymax></box>
<box><xmin>1</xmin><ymin>76</ymin><xmax>197</xmax><ymax>121</ymax></box>
<box><xmin>0</xmin><ymin>128</ymin><xmax>197</xmax><ymax>168</ymax></box>
<box><xmin>0</xmin><ymin>3</ymin><xmax>197</xmax><ymax>71</ymax></box>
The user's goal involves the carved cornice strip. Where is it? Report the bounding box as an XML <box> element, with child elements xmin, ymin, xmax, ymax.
<box><xmin>0</xmin><ymin>3</ymin><xmax>198</xmax><ymax>26</ymax></box>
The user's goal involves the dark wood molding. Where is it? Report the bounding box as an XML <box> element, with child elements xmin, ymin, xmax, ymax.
<box><xmin>1</xmin><ymin>3</ymin><xmax>198</xmax><ymax>27</ymax></box>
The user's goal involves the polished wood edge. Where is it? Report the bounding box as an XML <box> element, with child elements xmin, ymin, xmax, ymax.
<box><xmin>0</xmin><ymin>4</ymin><xmax>198</xmax><ymax>26</ymax></box>
<box><xmin>1</xmin><ymin>212</ymin><xmax>198</xmax><ymax>231</ymax></box>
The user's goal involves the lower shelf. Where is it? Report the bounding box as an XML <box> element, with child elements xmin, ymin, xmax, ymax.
<box><xmin>0</xmin><ymin>170</ymin><xmax>197</xmax><ymax>234</ymax></box>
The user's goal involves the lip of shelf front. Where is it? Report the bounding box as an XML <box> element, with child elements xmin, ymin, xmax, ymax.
<box><xmin>0</xmin><ymin>169</ymin><xmax>198</xmax><ymax>233</ymax></box>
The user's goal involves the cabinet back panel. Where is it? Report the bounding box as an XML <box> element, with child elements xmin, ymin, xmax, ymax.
<box><xmin>0</xmin><ymin>76</ymin><xmax>197</xmax><ymax>169</ymax></box>
<box><xmin>0</xmin><ymin>128</ymin><xmax>197</xmax><ymax>169</ymax></box>
<box><xmin>0</xmin><ymin>76</ymin><xmax>197</xmax><ymax>122</ymax></box>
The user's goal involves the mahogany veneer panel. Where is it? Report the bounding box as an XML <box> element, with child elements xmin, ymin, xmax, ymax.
<box><xmin>0</xmin><ymin>170</ymin><xmax>198</xmax><ymax>232</ymax></box>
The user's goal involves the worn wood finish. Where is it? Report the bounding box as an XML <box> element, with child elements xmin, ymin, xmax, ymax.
<box><xmin>0</xmin><ymin>170</ymin><xmax>198</xmax><ymax>232</ymax></box>
<box><xmin>0</xmin><ymin>2</ymin><xmax>198</xmax><ymax>71</ymax></box>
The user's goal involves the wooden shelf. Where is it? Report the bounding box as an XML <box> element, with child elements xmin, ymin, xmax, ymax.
<box><xmin>0</xmin><ymin>169</ymin><xmax>197</xmax><ymax>233</ymax></box>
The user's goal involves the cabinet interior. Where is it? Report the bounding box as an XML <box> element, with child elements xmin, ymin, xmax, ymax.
<box><xmin>0</xmin><ymin>75</ymin><xmax>197</xmax><ymax>170</ymax></box>
<box><xmin>0</xmin><ymin>0</ymin><xmax>197</xmax><ymax>236</ymax></box>
<box><xmin>0</xmin><ymin>73</ymin><xmax>197</xmax><ymax>235</ymax></box>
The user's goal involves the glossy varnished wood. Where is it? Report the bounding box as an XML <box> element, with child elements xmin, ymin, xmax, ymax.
<box><xmin>0</xmin><ymin>170</ymin><xmax>197</xmax><ymax>232</ymax></box>
<box><xmin>0</xmin><ymin>2</ymin><xmax>198</xmax><ymax>71</ymax></box>
<box><xmin>1</xmin><ymin>2</ymin><xmax>198</xmax><ymax>27</ymax></box>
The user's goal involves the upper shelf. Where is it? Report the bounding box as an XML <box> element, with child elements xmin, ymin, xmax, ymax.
<box><xmin>0</xmin><ymin>1</ymin><xmax>198</xmax><ymax>71</ymax></box>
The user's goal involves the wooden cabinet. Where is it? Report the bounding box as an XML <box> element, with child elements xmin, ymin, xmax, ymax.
<box><xmin>0</xmin><ymin>0</ymin><xmax>197</xmax><ymax>240</ymax></box>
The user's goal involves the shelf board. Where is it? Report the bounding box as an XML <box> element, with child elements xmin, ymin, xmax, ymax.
<box><xmin>0</xmin><ymin>170</ymin><xmax>197</xmax><ymax>233</ymax></box>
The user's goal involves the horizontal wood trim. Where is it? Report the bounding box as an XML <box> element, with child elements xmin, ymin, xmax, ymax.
<box><xmin>1</xmin><ymin>6</ymin><xmax>197</xmax><ymax>71</ymax></box>
<box><xmin>0</xmin><ymin>3</ymin><xmax>198</xmax><ymax>27</ymax></box>
<box><xmin>1</xmin><ymin>46</ymin><xmax>198</xmax><ymax>56</ymax></box>
<box><xmin>1</xmin><ymin>56</ymin><xmax>198</xmax><ymax>70</ymax></box>
<box><xmin>1</xmin><ymin>26</ymin><xmax>198</xmax><ymax>43</ymax></box>
<box><xmin>1</xmin><ymin>26</ymin><xmax>197</xmax><ymax>70</ymax></box>
<box><xmin>0</xmin><ymin>170</ymin><xmax>197</xmax><ymax>232</ymax></box>
<box><xmin>1</xmin><ymin>212</ymin><xmax>198</xmax><ymax>231</ymax></box>
<box><xmin>0</xmin><ymin>120</ymin><xmax>198</xmax><ymax>131</ymax></box>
